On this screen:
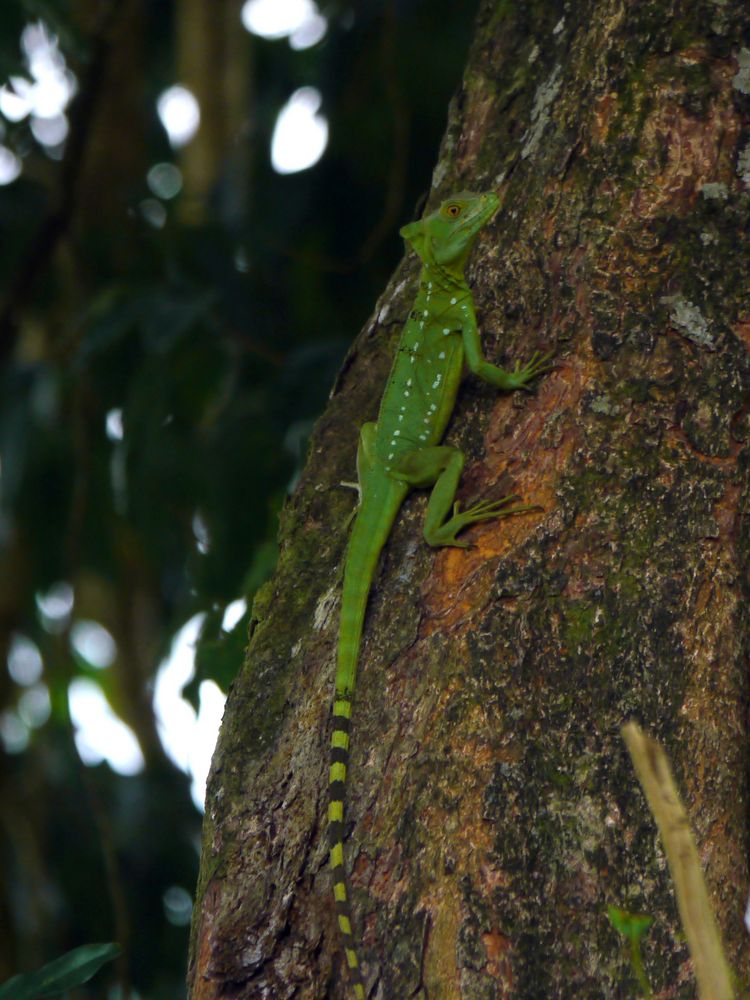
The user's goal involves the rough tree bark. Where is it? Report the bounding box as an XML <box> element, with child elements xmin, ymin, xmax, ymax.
<box><xmin>189</xmin><ymin>1</ymin><xmax>750</xmax><ymax>996</ymax></box>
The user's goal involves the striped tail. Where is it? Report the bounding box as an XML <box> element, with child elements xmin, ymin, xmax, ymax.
<box><xmin>328</xmin><ymin>480</ymin><xmax>404</xmax><ymax>998</ymax></box>
<box><xmin>328</xmin><ymin>696</ymin><xmax>365</xmax><ymax>999</ymax></box>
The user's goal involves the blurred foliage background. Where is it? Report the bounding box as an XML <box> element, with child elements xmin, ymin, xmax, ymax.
<box><xmin>0</xmin><ymin>0</ymin><xmax>478</xmax><ymax>996</ymax></box>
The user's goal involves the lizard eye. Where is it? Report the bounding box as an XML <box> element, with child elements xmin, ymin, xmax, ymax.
<box><xmin>445</xmin><ymin>204</ymin><xmax>462</xmax><ymax>218</ymax></box>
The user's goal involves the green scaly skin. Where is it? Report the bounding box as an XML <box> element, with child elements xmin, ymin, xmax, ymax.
<box><xmin>328</xmin><ymin>191</ymin><xmax>552</xmax><ymax>998</ymax></box>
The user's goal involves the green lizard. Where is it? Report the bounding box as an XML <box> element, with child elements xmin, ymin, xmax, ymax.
<box><xmin>328</xmin><ymin>190</ymin><xmax>551</xmax><ymax>998</ymax></box>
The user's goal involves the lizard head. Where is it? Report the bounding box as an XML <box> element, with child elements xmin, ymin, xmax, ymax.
<box><xmin>400</xmin><ymin>191</ymin><xmax>500</xmax><ymax>270</ymax></box>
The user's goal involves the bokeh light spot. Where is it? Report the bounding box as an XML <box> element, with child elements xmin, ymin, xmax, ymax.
<box><xmin>157</xmin><ymin>85</ymin><xmax>200</xmax><ymax>148</ymax></box>
<box><xmin>0</xmin><ymin>711</ymin><xmax>29</xmax><ymax>754</ymax></box>
<box><xmin>105</xmin><ymin>408</ymin><xmax>124</xmax><ymax>441</ymax></box>
<box><xmin>30</xmin><ymin>113</ymin><xmax>68</xmax><ymax>147</ymax></box>
<box><xmin>241</xmin><ymin>0</ymin><xmax>327</xmax><ymax>47</ymax></box>
<box><xmin>68</xmin><ymin>678</ymin><xmax>145</xmax><ymax>776</ymax></box>
<box><xmin>163</xmin><ymin>885</ymin><xmax>193</xmax><ymax>926</ymax></box>
<box><xmin>271</xmin><ymin>87</ymin><xmax>328</xmax><ymax>174</ymax></box>
<box><xmin>36</xmin><ymin>581</ymin><xmax>74</xmax><ymax>632</ymax></box>
<box><xmin>140</xmin><ymin>198</ymin><xmax>167</xmax><ymax>228</ymax></box>
<box><xmin>222</xmin><ymin>598</ymin><xmax>247</xmax><ymax>632</ymax></box>
<box><xmin>147</xmin><ymin>162</ymin><xmax>183</xmax><ymax>200</ymax></box>
<box><xmin>154</xmin><ymin>615</ymin><xmax>226</xmax><ymax>809</ymax></box>
<box><xmin>18</xmin><ymin>684</ymin><xmax>51</xmax><ymax>728</ymax></box>
<box><xmin>0</xmin><ymin>146</ymin><xmax>22</xmax><ymax>185</ymax></box>
<box><xmin>7</xmin><ymin>634</ymin><xmax>43</xmax><ymax>686</ymax></box>
<box><xmin>71</xmin><ymin>620</ymin><xmax>117</xmax><ymax>669</ymax></box>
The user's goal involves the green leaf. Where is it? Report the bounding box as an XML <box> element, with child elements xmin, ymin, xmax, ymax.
<box><xmin>607</xmin><ymin>906</ymin><xmax>653</xmax><ymax>943</ymax></box>
<box><xmin>0</xmin><ymin>943</ymin><xmax>120</xmax><ymax>1000</ymax></box>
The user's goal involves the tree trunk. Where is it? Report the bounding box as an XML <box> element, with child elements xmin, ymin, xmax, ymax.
<box><xmin>176</xmin><ymin>0</ymin><xmax>251</xmax><ymax>224</ymax></box>
<box><xmin>189</xmin><ymin>1</ymin><xmax>750</xmax><ymax>996</ymax></box>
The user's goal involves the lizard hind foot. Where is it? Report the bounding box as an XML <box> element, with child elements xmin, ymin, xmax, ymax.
<box><xmin>429</xmin><ymin>494</ymin><xmax>540</xmax><ymax>546</ymax></box>
<box><xmin>461</xmin><ymin>494</ymin><xmax>541</xmax><ymax>524</ymax></box>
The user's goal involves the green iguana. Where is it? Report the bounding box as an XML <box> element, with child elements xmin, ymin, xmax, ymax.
<box><xmin>328</xmin><ymin>191</ymin><xmax>551</xmax><ymax>997</ymax></box>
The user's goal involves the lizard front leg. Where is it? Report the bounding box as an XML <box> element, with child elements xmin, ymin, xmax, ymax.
<box><xmin>461</xmin><ymin>303</ymin><xmax>552</xmax><ymax>392</ymax></box>
<box><xmin>390</xmin><ymin>445</ymin><xmax>534</xmax><ymax>547</ymax></box>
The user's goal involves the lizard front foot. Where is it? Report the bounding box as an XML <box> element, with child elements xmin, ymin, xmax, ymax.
<box><xmin>507</xmin><ymin>350</ymin><xmax>555</xmax><ymax>391</ymax></box>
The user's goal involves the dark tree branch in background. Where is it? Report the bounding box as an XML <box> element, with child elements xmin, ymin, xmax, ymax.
<box><xmin>273</xmin><ymin>0</ymin><xmax>410</xmax><ymax>274</ymax></box>
<box><xmin>0</xmin><ymin>0</ymin><xmax>127</xmax><ymax>361</ymax></box>
<box><xmin>353</xmin><ymin>0</ymin><xmax>410</xmax><ymax>265</ymax></box>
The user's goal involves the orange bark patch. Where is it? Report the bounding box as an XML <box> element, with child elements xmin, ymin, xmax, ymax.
<box><xmin>413</xmin><ymin>699</ymin><xmax>510</xmax><ymax>992</ymax></box>
<box><xmin>483</xmin><ymin>927</ymin><xmax>515</xmax><ymax>987</ymax></box>
<box><xmin>590</xmin><ymin>91</ymin><xmax>617</xmax><ymax>146</ymax></box>
<box><xmin>419</xmin><ymin>347</ymin><xmax>592</xmax><ymax>633</ymax></box>
<box><xmin>421</xmin><ymin>889</ymin><xmax>463</xmax><ymax>996</ymax></box>
<box><xmin>675</xmin><ymin>544</ymin><xmax>748</xmax><ymax>933</ymax></box>
<box><xmin>190</xmin><ymin>880</ymin><xmax>222</xmax><ymax>1000</ymax></box>
<box><xmin>733</xmin><ymin>318</ymin><xmax>750</xmax><ymax>354</ymax></box>
<box><xmin>358</xmin><ymin>690</ymin><xmax>510</xmax><ymax>993</ymax></box>
<box><xmin>713</xmin><ymin>481</ymin><xmax>742</xmax><ymax>542</ymax></box>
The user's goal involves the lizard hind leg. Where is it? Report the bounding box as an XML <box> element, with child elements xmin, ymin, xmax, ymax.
<box><xmin>341</xmin><ymin>422</ymin><xmax>378</xmax><ymax>530</ymax></box>
<box><xmin>356</xmin><ymin>421</ymin><xmax>378</xmax><ymax>486</ymax></box>
<box><xmin>391</xmin><ymin>445</ymin><xmax>535</xmax><ymax>548</ymax></box>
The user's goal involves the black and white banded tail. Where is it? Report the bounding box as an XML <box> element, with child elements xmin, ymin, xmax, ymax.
<box><xmin>328</xmin><ymin>696</ymin><xmax>365</xmax><ymax>999</ymax></box>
